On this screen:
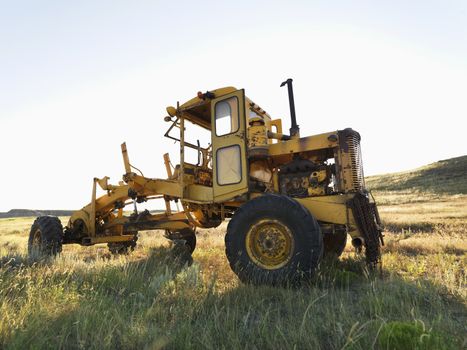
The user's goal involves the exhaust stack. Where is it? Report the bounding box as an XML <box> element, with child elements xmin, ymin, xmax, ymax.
<box><xmin>280</xmin><ymin>78</ymin><xmax>300</xmax><ymax>137</ymax></box>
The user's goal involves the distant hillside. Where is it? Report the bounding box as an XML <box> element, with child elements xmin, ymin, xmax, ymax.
<box><xmin>1</xmin><ymin>156</ymin><xmax>465</xmax><ymax>218</ymax></box>
<box><xmin>366</xmin><ymin>155</ymin><xmax>467</xmax><ymax>195</ymax></box>
<box><xmin>0</xmin><ymin>209</ymin><xmax>74</xmax><ymax>219</ymax></box>
<box><xmin>0</xmin><ymin>209</ymin><xmax>165</xmax><ymax>219</ymax></box>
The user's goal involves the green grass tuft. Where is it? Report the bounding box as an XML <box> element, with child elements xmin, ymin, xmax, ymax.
<box><xmin>378</xmin><ymin>320</ymin><xmax>455</xmax><ymax>350</ymax></box>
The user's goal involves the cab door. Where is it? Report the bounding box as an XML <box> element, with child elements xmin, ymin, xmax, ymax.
<box><xmin>211</xmin><ymin>89</ymin><xmax>248</xmax><ymax>202</ymax></box>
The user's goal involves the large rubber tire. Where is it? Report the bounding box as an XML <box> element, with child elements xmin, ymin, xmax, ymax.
<box><xmin>226</xmin><ymin>194</ymin><xmax>323</xmax><ymax>286</ymax></box>
<box><xmin>323</xmin><ymin>232</ymin><xmax>347</xmax><ymax>258</ymax></box>
<box><xmin>108</xmin><ymin>236</ymin><xmax>138</xmax><ymax>255</ymax></box>
<box><xmin>164</xmin><ymin>228</ymin><xmax>197</xmax><ymax>254</ymax></box>
<box><xmin>28</xmin><ymin>216</ymin><xmax>63</xmax><ymax>257</ymax></box>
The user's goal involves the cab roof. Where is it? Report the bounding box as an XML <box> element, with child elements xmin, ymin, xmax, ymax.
<box><xmin>177</xmin><ymin>87</ymin><xmax>237</xmax><ymax>129</ymax></box>
<box><xmin>172</xmin><ymin>86</ymin><xmax>271</xmax><ymax>129</ymax></box>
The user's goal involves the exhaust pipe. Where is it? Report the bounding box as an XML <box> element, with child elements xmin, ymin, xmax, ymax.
<box><xmin>280</xmin><ymin>78</ymin><xmax>300</xmax><ymax>137</ymax></box>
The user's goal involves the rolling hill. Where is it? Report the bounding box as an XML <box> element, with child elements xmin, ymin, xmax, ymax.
<box><xmin>365</xmin><ymin>155</ymin><xmax>467</xmax><ymax>195</ymax></box>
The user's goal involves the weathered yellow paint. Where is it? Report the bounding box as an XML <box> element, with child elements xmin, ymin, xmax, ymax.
<box><xmin>211</xmin><ymin>89</ymin><xmax>249</xmax><ymax>202</ymax></box>
<box><xmin>68</xmin><ymin>183</ymin><xmax>130</xmax><ymax>236</ymax></box>
<box><xmin>179</xmin><ymin>87</ymin><xmax>237</xmax><ymax>111</ymax></box>
<box><xmin>69</xmin><ymin>174</ymin><xmax>184</xmax><ymax>236</ymax></box>
<box><xmin>268</xmin><ymin>131</ymin><xmax>339</xmax><ymax>156</ymax></box>
<box><xmin>296</xmin><ymin>194</ymin><xmax>354</xmax><ymax>226</ymax></box>
<box><xmin>64</xmin><ymin>85</ymin><xmax>376</xmax><ymax>250</ymax></box>
<box><xmin>245</xmin><ymin>219</ymin><xmax>294</xmax><ymax>270</ymax></box>
<box><xmin>184</xmin><ymin>184</ymin><xmax>213</xmax><ymax>202</ymax></box>
<box><xmin>295</xmin><ymin>194</ymin><xmax>362</xmax><ymax>240</ymax></box>
<box><xmin>129</xmin><ymin>175</ymin><xmax>182</xmax><ymax>198</ymax></box>
<box><xmin>269</xmin><ymin>119</ymin><xmax>283</xmax><ymax>134</ymax></box>
<box><xmin>87</xmin><ymin>235</ymin><xmax>136</xmax><ymax>244</ymax></box>
<box><xmin>121</xmin><ymin>142</ymin><xmax>131</xmax><ymax>173</ymax></box>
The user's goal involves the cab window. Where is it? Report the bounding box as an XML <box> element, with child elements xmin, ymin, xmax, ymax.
<box><xmin>216</xmin><ymin>145</ymin><xmax>242</xmax><ymax>185</ymax></box>
<box><xmin>215</xmin><ymin>97</ymin><xmax>239</xmax><ymax>136</ymax></box>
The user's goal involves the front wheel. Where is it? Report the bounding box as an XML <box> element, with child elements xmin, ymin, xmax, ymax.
<box><xmin>225</xmin><ymin>194</ymin><xmax>323</xmax><ymax>286</ymax></box>
<box><xmin>28</xmin><ymin>216</ymin><xmax>63</xmax><ymax>257</ymax></box>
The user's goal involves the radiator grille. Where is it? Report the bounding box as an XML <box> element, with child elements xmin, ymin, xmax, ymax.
<box><xmin>346</xmin><ymin>133</ymin><xmax>365</xmax><ymax>191</ymax></box>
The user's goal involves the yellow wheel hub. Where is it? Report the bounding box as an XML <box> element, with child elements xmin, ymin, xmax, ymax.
<box><xmin>245</xmin><ymin>219</ymin><xmax>294</xmax><ymax>270</ymax></box>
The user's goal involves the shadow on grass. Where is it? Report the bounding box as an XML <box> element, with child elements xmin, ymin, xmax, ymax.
<box><xmin>0</xmin><ymin>252</ymin><xmax>50</xmax><ymax>269</ymax></box>
<box><xmin>383</xmin><ymin>242</ymin><xmax>466</xmax><ymax>257</ymax></box>
<box><xmin>382</xmin><ymin>222</ymin><xmax>438</xmax><ymax>233</ymax></box>
<box><xmin>1</xmin><ymin>247</ymin><xmax>465</xmax><ymax>350</ymax></box>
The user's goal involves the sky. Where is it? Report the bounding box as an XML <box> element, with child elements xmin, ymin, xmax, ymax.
<box><xmin>0</xmin><ymin>0</ymin><xmax>466</xmax><ymax>211</ymax></box>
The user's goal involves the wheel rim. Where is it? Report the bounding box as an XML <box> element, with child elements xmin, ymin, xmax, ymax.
<box><xmin>245</xmin><ymin>219</ymin><xmax>294</xmax><ymax>270</ymax></box>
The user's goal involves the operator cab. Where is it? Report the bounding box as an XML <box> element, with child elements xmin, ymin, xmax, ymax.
<box><xmin>164</xmin><ymin>87</ymin><xmax>277</xmax><ymax>202</ymax></box>
<box><xmin>163</xmin><ymin>85</ymin><xmax>365</xmax><ymax>205</ymax></box>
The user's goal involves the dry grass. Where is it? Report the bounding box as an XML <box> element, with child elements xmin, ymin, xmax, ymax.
<box><xmin>1</xmin><ymin>155</ymin><xmax>466</xmax><ymax>348</ymax></box>
<box><xmin>372</xmin><ymin>191</ymin><xmax>467</xmax><ymax>232</ymax></box>
<box><xmin>0</xmin><ymin>207</ymin><xmax>465</xmax><ymax>349</ymax></box>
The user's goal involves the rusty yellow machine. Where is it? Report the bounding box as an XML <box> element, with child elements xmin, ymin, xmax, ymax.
<box><xmin>29</xmin><ymin>79</ymin><xmax>383</xmax><ymax>285</ymax></box>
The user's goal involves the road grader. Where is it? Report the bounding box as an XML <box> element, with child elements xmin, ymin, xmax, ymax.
<box><xmin>29</xmin><ymin>79</ymin><xmax>383</xmax><ymax>285</ymax></box>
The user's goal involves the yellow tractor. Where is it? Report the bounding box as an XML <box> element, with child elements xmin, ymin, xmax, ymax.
<box><xmin>29</xmin><ymin>79</ymin><xmax>383</xmax><ymax>285</ymax></box>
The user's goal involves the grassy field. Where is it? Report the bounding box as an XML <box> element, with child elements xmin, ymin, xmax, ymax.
<box><xmin>0</xmin><ymin>157</ymin><xmax>466</xmax><ymax>349</ymax></box>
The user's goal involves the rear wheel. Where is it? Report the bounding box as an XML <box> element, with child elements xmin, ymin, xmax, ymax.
<box><xmin>164</xmin><ymin>228</ymin><xmax>197</xmax><ymax>254</ymax></box>
<box><xmin>226</xmin><ymin>194</ymin><xmax>323</xmax><ymax>285</ymax></box>
<box><xmin>28</xmin><ymin>216</ymin><xmax>63</xmax><ymax>257</ymax></box>
<box><xmin>323</xmin><ymin>232</ymin><xmax>347</xmax><ymax>258</ymax></box>
<box><xmin>108</xmin><ymin>236</ymin><xmax>138</xmax><ymax>255</ymax></box>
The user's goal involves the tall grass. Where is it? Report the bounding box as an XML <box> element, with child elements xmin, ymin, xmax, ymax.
<box><xmin>1</xmin><ymin>158</ymin><xmax>466</xmax><ymax>349</ymax></box>
<box><xmin>0</xmin><ymin>216</ymin><xmax>465</xmax><ymax>349</ymax></box>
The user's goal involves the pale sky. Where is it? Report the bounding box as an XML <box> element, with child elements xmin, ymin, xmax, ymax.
<box><xmin>1</xmin><ymin>0</ymin><xmax>466</xmax><ymax>211</ymax></box>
